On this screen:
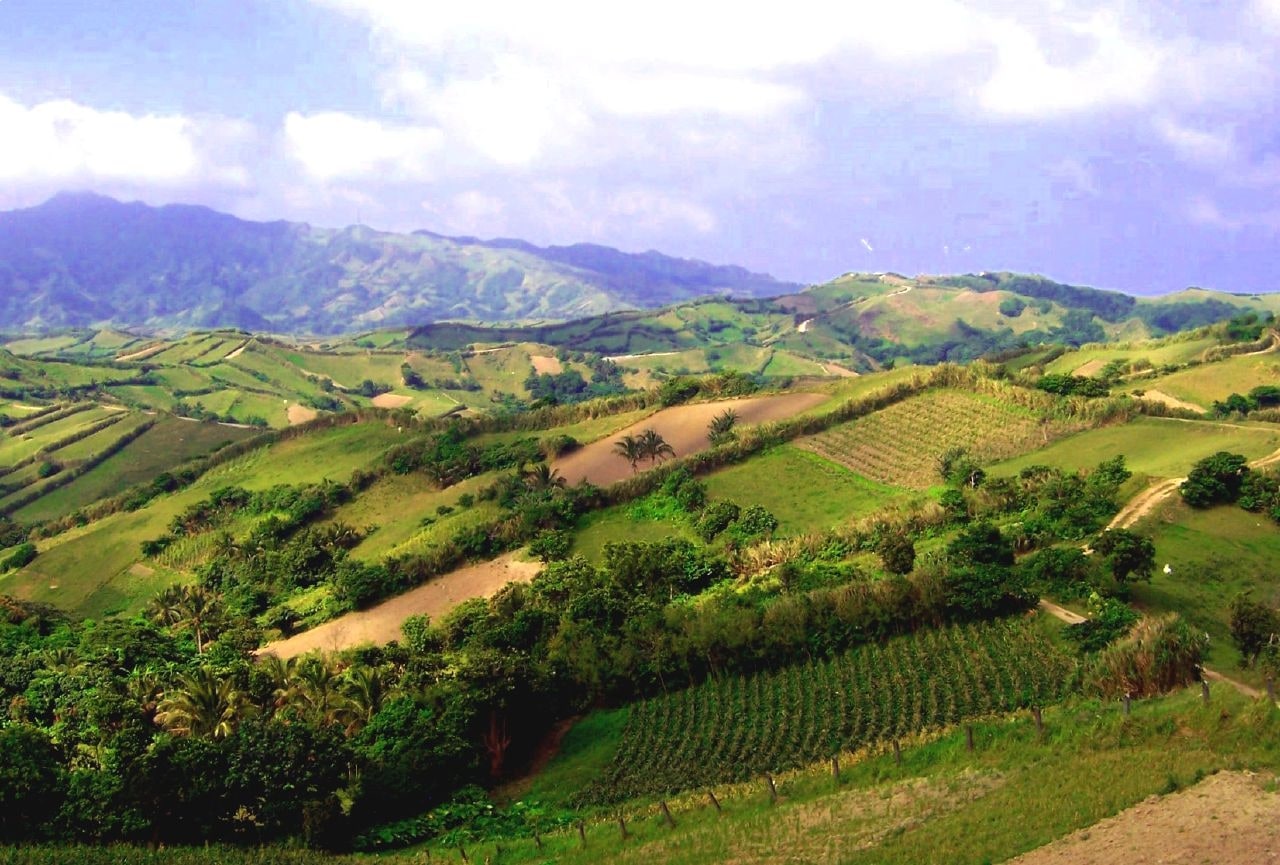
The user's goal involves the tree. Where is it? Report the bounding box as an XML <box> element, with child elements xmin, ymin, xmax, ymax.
<box><xmin>174</xmin><ymin>585</ymin><xmax>224</xmax><ymax>654</ymax></box>
<box><xmin>876</xmin><ymin>531</ymin><xmax>916</xmax><ymax>575</ymax></box>
<box><xmin>155</xmin><ymin>668</ymin><xmax>251</xmax><ymax>739</ymax></box>
<box><xmin>1092</xmin><ymin>528</ymin><xmax>1156</xmax><ymax>583</ymax></box>
<box><xmin>340</xmin><ymin>665</ymin><xmax>396</xmax><ymax>733</ymax></box>
<box><xmin>1181</xmin><ymin>451</ymin><xmax>1250</xmax><ymax>507</ymax></box>
<box><xmin>520</xmin><ymin>462</ymin><xmax>566</xmax><ymax>492</ymax></box>
<box><xmin>637</xmin><ymin>428</ymin><xmax>676</xmax><ymax>465</ymax></box>
<box><xmin>706</xmin><ymin>409</ymin><xmax>739</xmax><ymax>446</ymax></box>
<box><xmin>1229</xmin><ymin>593</ymin><xmax>1279</xmax><ymax>664</ymax></box>
<box><xmin>0</xmin><ymin>725</ymin><xmax>64</xmax><ymax>841</ymax></box>
<box><xmin>613</xmin><ymin>434</ymin><xmax>643</xmax><ymax>473</ymax></box>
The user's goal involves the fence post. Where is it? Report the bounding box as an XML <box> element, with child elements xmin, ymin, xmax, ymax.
<box><xmin>1124</xmin><ymin>693</ymin><xmax>1131</xmax><ymax>716</ymax></box>
<box><xmin>457</xmin><ymin>844</ymin><xmax>469</xmax><ymax>863</ymax></box>
<box><xmin>1268</xmin><ymin>676</ymin><xmax>1276</xmax><ymax>704</ymax></box>
<box><xmin>1202</xmin><ymin>680</ymin><xmax>1211</xmax><ymax>704</ymax></box>
<box><xmin>707</xmin><ymin>790</ymin><xmax>722</xmax><ymax>814</ymax></box>
<box><xmin>1032</xmin><ymin>706</ymin><xmax>1044</xmax><ymax>741</ymax></box>
<box><xmin>533</xmin><ymin>833</ymin><xmax>543</xmax><ymax>851</ymax></box>
<box><xmin>577</xmin><ymin>821</ymin><xmax>587</xmax><ymax>848</ymax></box>
<box><xmin>893</xmin><ymin>740</ymin><xmax>902</xmax><ymax>764</ymax></box>
<box><xmin>965</xmin><ymin>724</ymin><xmax>975</xmax><ymax>751</ymax></box>
<box><xmin>765</xmin><ymin>773</ymin><xmax>779</xmax><ymax>804</ymax></box>
<box><xmin>831</xmin><ymin>755</ymin><xmax>840</xmax><ymax>783</ymax></box>
<box><xmin>660</xmin><ymin>800</ymin><xmax>677</xmax><ymax>829</ymax></box>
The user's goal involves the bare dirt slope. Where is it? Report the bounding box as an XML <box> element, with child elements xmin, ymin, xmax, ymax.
<box><xmin>1008</xmin><ymin>771</ymin><xmax>1278</xmax><ymax>865</ymax></box>
<box><xmin>1139</xmin><ymin>390</ymin><xmax>1204</xmax><ymax>413</ymax></box>
<box><xmin>551</xmin><ymin>392</ymin><xmax>829</xmax><ymax>487</ymax></box>
<box><xmin>529</xmin><ymin>354</ymin><xmax>563</xmax><ymax>374</ymax></box>
<box><xmin>371</xmin><ymin>393</ymin><xmax>413</xmax><ymax>408</ymax></box>
<box><xmin>259</xmin><ymin>552</ymin><xmax>540</xmax><ymax>659</ymax></box>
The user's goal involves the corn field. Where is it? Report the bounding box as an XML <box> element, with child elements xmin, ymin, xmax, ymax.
<box><xmin>580</xmin><ymin>619</ymin><xmax>1076</xmax><ymax>804</ymax></box>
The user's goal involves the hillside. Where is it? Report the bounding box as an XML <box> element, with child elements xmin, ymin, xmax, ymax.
<box><xmin>2</xmin><ymin>322</ymin><xmax>1280</xmax><ymax>863</ymax></box>
<box><xmin>0</xmin><ymin>193</ymin><xmax>798</xmax><ymax>333</ymax></box>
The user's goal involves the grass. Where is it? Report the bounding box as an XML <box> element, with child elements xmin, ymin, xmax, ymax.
<box><xmin>702</xmin><ymin>446</ymin><xmax>908</xmax><ymax>536</ymax></box>
<box><xmin>514</xmin><ymin>708</ymin><xmax>631</xmax><ymax>808</ymax></box>
<box><xmin>991</xmin><ymin>416</ymin><xmax>1280</xmax><ymax>479</ymax></box>
<box><xmin>1132</xmin><ymin>498</ymin><xmax>1280</xmax><ymax>683</ymax></box>
<box><xmin>1043</xmin><ymin>335</ymin><xmax>1221</xmax><ymax>376</ymax></box>
<box><xmin>0</xmin><ymin>422</ymin><xmax>403</xmax><ymax>617</ymax></box>
<box><xmin>1123</xmin><ymin>352</ymin><xmax>1280</xmax><ymax>408</ymax></box>
<box><xmin>13</xmin><ymin>416</ymin><xmax>260</xmax><ymax>523</ymax></box>
<box><xmin>571</xmin><ymin>504</ymin><xmax>700</xmax><ymax>562</ymax></box>
<box><xmin>423</xmin><ymin>684</ymin><xmax>1280</xmax><ymax>865</ymax></box>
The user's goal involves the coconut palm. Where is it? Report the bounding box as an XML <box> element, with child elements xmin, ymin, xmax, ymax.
<box><xmin>256</xmin><ymin>654</ymin><xmax>299</xmax><ymax>711</ymax></box>
<box><xmin>293</xmin><ymin>657</ymin><xmax>344</xmax><ymax>725</ymax></box>
<box><xmin>638</xmin><ymin>428</ymin><xmax>676</xmax><ymax>465</ymax></box>
<box><xmin>339</xmin><ymin>665</ymin><xmax>396</xmax><ymax>733</ymax></box>
<box><xmin>146</xmin><ymin>585</ymin><xmax>186</xmax><ymax>628</ymax></box>
<box><xmin>155</xmin><ymin>668</ymin><xmax>251</xmax><ymax>739</ymax></box>
<box><xmin>707</xmin><ymin>409</ymin><xmax>739</xmax><ymax>447</ymax></box>
<box><xmin>521</xmin><ymin>462</ymin><xmax>567</xmax><ymax>492</ymax></box>
<box><xmin>174</xmin><ymin>585</ymin><xmax>224</xmax><ymax>654</ymax></box>
<box><xmin>613</xmin><ymin>434</ymin><xmax>643</xmax><ymax>473</ymax></box>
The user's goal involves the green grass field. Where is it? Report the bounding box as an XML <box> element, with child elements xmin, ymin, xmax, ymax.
<box><xmin>1123</xmin><ymin>352</ymin><xmax>1280</xmax><ymax>409</ymax></box>
<box><xmin>702</xmin><ymin>446</ymin><xmax>908</xmax><ymax>536</ymax></box>
<box><xmin>12</xmin><ymin>416</ymin><xmax>260</xmax><ymax>523</ymax></box>
<box><xmin>1043</xmin><ymin>334</ymin><xmax>1221</xmax><ymax>376</ymax></box>
<box><xmin>1132</xmin><ymin>499</ymin><xmax>1280</xmax><ymax>681</ymax></box>
<box><xmin>991</xmin><ymin>416</ymin><xmax>1280</xmax><ymax>479</ymax></box>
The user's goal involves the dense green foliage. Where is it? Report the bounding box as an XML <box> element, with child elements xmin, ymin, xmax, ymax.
<box><xmin>581</xmin><ymin>620</ymin><xmax>1074</xmax><ymax>803</ymax></box>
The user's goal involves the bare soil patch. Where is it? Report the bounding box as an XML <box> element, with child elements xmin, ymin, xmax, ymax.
<box><xmin>821</xmin><ymin>362</ymin><xmax>859</xmax><ymax>378</ymax></box>
<box><xmin>259</xmin><ymin>552</ymin><xmax>540</xmax><ymax>659</ymax></box>
<box><xmin>605</xmin><ymin>350</ymin><xmax>681</xmax><ymax>362</ymax></box>
<box><xmin>371</xmin><ymin>392</ymin><xmax>414</xmax><ymax>409</ymax></box>
<box><xmin>529</xmin><ymin>354</ymin><xmax>563</xmax><ymax>374</ymax></box>
<box><xmin>552</xmin><ymin>392</ymin><xmax>829</xmax><ymax>488</ymax></box>
<box><xmin>1010</xmin><ymin>771</ymin><xmax>1278</xmax><ymax>865</ymax></box>
<box><xmin>1072</xmin><ymin>358</ymin><xmax>1108</xmax><ymax>378</ymax></box>
<box><xmin>286</xmin><ymin>404</ymin><xmax>318</xmax><ymax>425</ymax></box>
<box><xmin>116</xmin><ymin>343</ymin><xmax>166</xmax><ymax>362</ymax></box>
<box><xmin>1107</xmin><ymin>477</ymin><xmax>1186</xmax><ymax>530</ymax></box>
<box><xmin>224</xmin><ymin>340</ymin><xmax>250</xmax><ymax>360</ymax></box>
<box><xmin>1139</xmin><ymin>389</ymin><xmax>1204</xmax><ymax>413</ymax></box>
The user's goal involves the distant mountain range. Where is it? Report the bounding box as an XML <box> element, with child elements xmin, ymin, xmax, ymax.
<box><xmin>0</xmin><ymin>193</ymin><xmax>800</xmax><ymax>334</ymax></box>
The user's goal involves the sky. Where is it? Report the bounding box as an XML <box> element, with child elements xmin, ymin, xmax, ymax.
<box><xmin>0</xmin><ymin>0</ymin><xmax>1278</xmax><ymax>293</ymax></box>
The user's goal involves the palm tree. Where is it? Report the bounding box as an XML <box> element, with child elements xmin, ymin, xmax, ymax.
<box><xmin>521</xmin><ymin>462</ymin><xmax>567</xmax><ymax>492</ymax></box>
<box><xmin>256</xmin><ymin>654</ymin><xmax>299</xmax><ymax>711</ymax></box>
<box><xmin>175</xmin><ymin>585</ymin><xmax>224</xmax><ymax>654</ymax></box>
<box><xmin>146</xmin><ymin>585</ymin><xmax>185</xmax><ymax>628</ymax></box>
<box><xmin>638</xmin><ymin>428</ymin><xmax>676</xmax><ymax>465</ymax></box>
<box><xmin>293</xmin><ymin>657</ymin><xmax>344</xmax><ymax>725</ymax></box>
<box><xmin>339</xmin><ymin>666</ymin><xmax>396</xmax><ymax>733</ymax></box>
<box><xmin>707</xmin><ymin>409</ymin><xmax>739</xmax><ymax>447</ymax></box>
<box><xmin>613</xmin><ymin>434</ymin><xmax>643</xmax><ymax>473</ymax></box>
<box><xmin>155</xmin><ymin>668</ymin><xmax>251</xmax><ymax>739</ymax></box>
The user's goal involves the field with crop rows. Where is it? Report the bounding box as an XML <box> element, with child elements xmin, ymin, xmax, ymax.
<box><xmin>581</xmin><ymin>619</ymin><xmax>1075</xmax><ymax>804</ymax></box>
<box><xmin>795</xmin><ymin>389</ymin><xmax>1065</xmax><ymax>488</ymax></box>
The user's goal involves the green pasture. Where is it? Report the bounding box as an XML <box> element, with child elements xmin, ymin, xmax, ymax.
<box><xmin>991</xmin><ymin>416</ymin><xmax>1280</xmax><ymax>479</ymax></box>
<box><xmin>703</xmin><ymin>446</ymin><xmax>908</xmax><ymax>536</ymax></box>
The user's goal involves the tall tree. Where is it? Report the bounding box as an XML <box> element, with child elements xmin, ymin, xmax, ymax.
<box><xmin>613</xmin><ymin>434</ymin><xmax>643</xmax><ymax>473</ymax></box>
<box><xmin>638</xmin><ymin>428</ymin><xmax>676</xmax><ymax>465</ymax></box>
<box><xmin>155</xmin><ymin>668</ymin><xmax>251</xmax><ymax>739</ymax></box>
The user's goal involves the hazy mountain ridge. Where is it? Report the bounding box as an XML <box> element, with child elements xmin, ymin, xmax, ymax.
<box><xmin>0</xmin><ymin>193</ymin><xmax>801</xmax><ymax>333</ymax></box>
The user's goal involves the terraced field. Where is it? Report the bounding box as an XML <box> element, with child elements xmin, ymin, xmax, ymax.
<box><xmin>795</xmin><ymin>389</ymin><xmax>1065</xmax><ymax>488</ymax></box>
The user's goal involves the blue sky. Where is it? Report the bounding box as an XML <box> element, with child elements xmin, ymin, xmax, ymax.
<box><xmin>1</xmin><ymin>1</ymin><xmax>1278</xmax><ymax>293</ymax></box>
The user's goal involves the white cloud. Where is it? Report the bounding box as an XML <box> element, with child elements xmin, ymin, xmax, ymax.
<box><xmin>0</xmin><ymin>93</ymin><xmax>199</xmax><ymax>183</ymax></box>
<box><xmin>977</xmin><ymin>13</ymin><xmax>1161</xmax><ymax>118</ymax></box>
<box><xmin>283</xmin><ymin>111</ymin><xmax>444</xmax><ymax>180</ymax></box>
<box><xmin>1157</xmin><ymin>118</ymin><xmax>1237</xmax><ymax>165</ymax></box>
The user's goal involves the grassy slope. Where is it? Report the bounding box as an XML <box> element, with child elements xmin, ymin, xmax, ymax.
<box><xmin>12</xmin><ymin>417</ymin><xmax>260</xmax><ymax>523</ymax></box>
<box><xmin>990</xmin><ymin>416</ymin><xmax>1280</xmax><ymax>479</ymax></box>
<box><xmin>1133</xmin><ymin>498</ymin><xmax>1280</xmax><ymax>682</ymax></box>
<box><xmin>0</xmin><ymin>422</ymin><xmax>405</xmax><ymax>617</ymax></box>
<box><xmin>702</xmin><ymin>446</ymin><xmax>908</xmax><ymax>536</ymax></box>
<box><xmin>440</xmin><ymin>685</ymin><xmax>1279</xmax><ymax>865</ymax></box>
<box><xmin>1122</xmin><ymin>352</ymin><xmax>1280</xmax><ymax>408</ymax></box>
